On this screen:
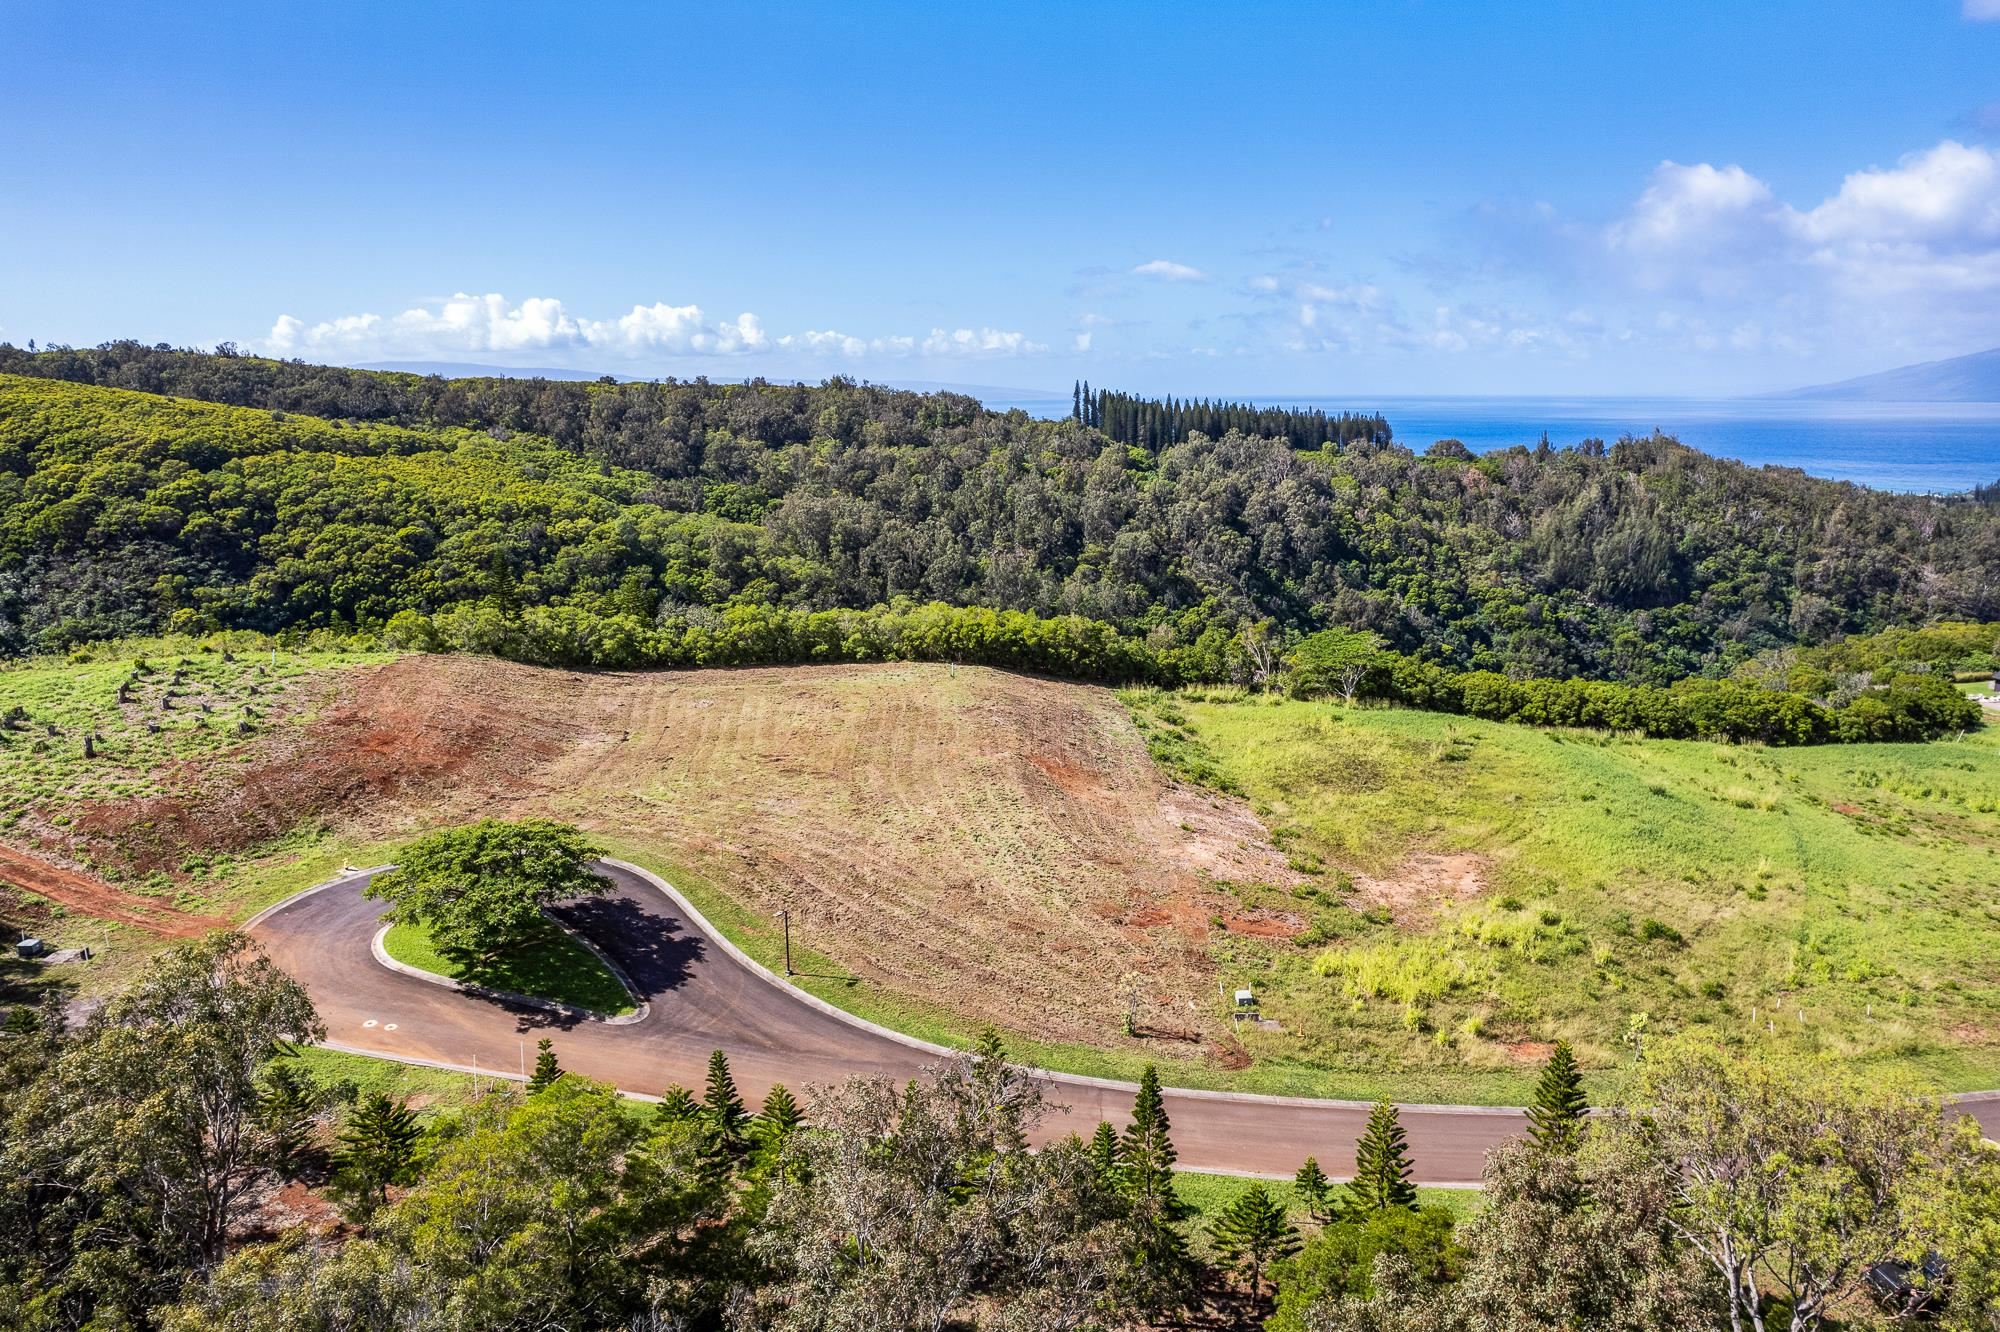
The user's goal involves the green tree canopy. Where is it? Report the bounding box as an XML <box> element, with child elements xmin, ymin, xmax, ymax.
<box><xmin>1286</xmin><ymin>627</ymin><xmax>1386</xmax><ymax>702</ymax></box>
<box><xmin>365</xmin><ymin>818</ymin><xmax>606</xmax><ymax>956</ymax></box>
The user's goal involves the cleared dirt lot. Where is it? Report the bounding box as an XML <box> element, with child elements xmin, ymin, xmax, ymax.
<box><xmin>62</xmin><ymin>655</ymin><xmax>1295</xmax><ymax>1050</ymax></box>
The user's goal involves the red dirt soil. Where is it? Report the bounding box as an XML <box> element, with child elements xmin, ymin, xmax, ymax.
<box><xmin>0</xmin><ymin>842</ymin><xmax>226</xmax><ymax>938</ymax></box>
<box><xmin>42</xmin><ymin>655</ymin><xmax>1305</xmax><ymax>1049</ymax></box>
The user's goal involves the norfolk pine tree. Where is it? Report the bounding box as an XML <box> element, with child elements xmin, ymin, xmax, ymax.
<box><xmin>526</xmin><ymin>1037</ymin><xmax>563</xmax><ymax>1092</ymax></box>
<box><xmin>332</xmin><ymin>1091</ymin><xmax>422</xmax><ymax>1215</ymax></box>
<box><xmin>1118</xmin><ymin>1065</ymin><xmax>1197</xmax><ymax>1313</ymax></box>
<box><xmin>654</xmin><ymin>1084</ymin><xmax>699</xmax><ymax>1126</ymax></box>
<box><xmin>1089</xmin><ymin>1120</ymin><xmax>1123</xmax><ymax>1188</ymax></box>
<box><xmin>1526</xmin><ymin>1040</ymin><xmax>1588</xmax><ymax>1154</ymax></box>
<box><xmin>703</xmin><ymin>1048</ymin><xmax>750</xmax><ymax>1152</ymax></box>
<box><xmin>1346</xmin><ymin>1100</ymin><xmax>1419</xmax><ymax>1214</ymax></box>
<box><xmin>1208</xmin><ymin>1183</ymin><xmax>1300</xmax><ymax>1299</ymax></box>
<box><xmin>1294</xmin><ymin>1155</ymin><xmax>1339</xmax><ymax>1225</ymax></box>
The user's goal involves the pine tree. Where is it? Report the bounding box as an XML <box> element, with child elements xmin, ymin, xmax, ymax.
<box><xmin>256</xmin><ymin>1062</ymin><xmax>332</xmax><ymax>1182</ymax></box>
<box><xmin>526</xmin><ymin>1037</ymin><xmax>562</xmax><ymax>1093</ymax></box>
<box><xmin>332</xmin><ymin>1091</ymin><xmax>421</xmax><ymax>1213</ymax></box>
<box><xmin>1345</xmin><ymin>1099</ymin><xmax>1418</xmax><ymax>1214</ymax></box>
<box><xmin>1526</xmin><ymin>1040</ymin><xmax>1589</xmax><ymax>1154</ymax></box>
<box><xmin>971</xmin><ymin>1027</ymin><xmax>1029</xmax><ymax>1153</ymax></box>
<box><xmin>703</xmin><ymin>1048</ymin><xmax>749</xmax><ymax>1151</ymax></box>
<box><xmin>653</xmin><ymin>1084</ymin><xmax>699</xmax><ymax>1126</ymax></box>
<box><xmin>1118</xmin><ymin>1066</ymin><xmax>1196</xmax><ymax>1314</ymax></box>
<box><xmin>1073</xmin><ymin>380</ymin><xmax>1082</xmax><ymax>422</ymax></box>
<box><xmin>753</xmin><ymin>1083</ymin><xmax>804</xmax><ymax>1156</ymax></box>
<box><xmin>1208</xmin><ymin>1183</ymin><xmax>1301</xmax><ymax>1299</ymax></box>
<box><xmin>1089</xmin><ymin>1120</ymin><xmax>1123</xmax><ymax>1188</ymax></box>
<box><xmin>1293</xmin><ymin>1155</ymin><xmax>1339</xmax><ymax>1225</ymax></box>
<box><xmin>1119</xmin><ymin>1066</ymin><xmax>1180</xmax><ymax>1205</ymax></box>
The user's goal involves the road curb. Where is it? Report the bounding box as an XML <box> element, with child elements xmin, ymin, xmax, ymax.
<box><xmin>241</xmin><ymin>864</ymin><xmax>394</xmax><ymax>931</ymax></box>
<box><xmin>597</xmin><ymin>858</ymin><xmax>1525</xmax><ymax>1117</ymax></box>
<box><xmin>255</xmin><ymin>860</ymin><xmax>2000</xmax><ymax>1127</ymax></box>
<box><xmin>370</xmin><ymin>923</ymin><xmax>648</xmax><ymax>1025</ymax></box>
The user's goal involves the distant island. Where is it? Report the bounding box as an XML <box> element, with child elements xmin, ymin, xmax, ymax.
<box><xmin>1772</xmin><ymin>345</ymin><xmax>2000</xmax><ymax>402</ymax></box>
<box><xmin>354</xmin><ymin>360</ymin><xmax>1064</xmax><ymax>402</ymax></box>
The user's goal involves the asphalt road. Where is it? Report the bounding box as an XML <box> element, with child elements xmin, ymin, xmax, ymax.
<box><xmin>248</xmin><ymin>862</ymin><xmax>1999</xmax><ymax>1182</ymax></box>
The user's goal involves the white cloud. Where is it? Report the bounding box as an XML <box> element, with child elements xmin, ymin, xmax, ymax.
<box><xmin>1794</xmin><ymin>140</ymin><xmax>2000</xmax><ymax>246</ymax></box>
<box><xmin>920</xmin><ymin>327</ymin><xmax>1048</xmax><ymax>356</ymax></box>
<box><xmin>1607</xmin><ymin>162</ymin><xmax>1776</xmax><ymax>254</ymax></box>
<box><xmin>1966</xmin><ymin>0</ymin><xmax>2000</xmax><ymax>19</ymax></box>
<box><xmin>259</xmin><ymin>293</ymin><xmax>1045</xmax><ymax>364</ymax></box>
<box><xmin>1582</xmin><ymin>138</ymin><xmax>2000</xmax><ymax>356</ymax></box>
<box><xmin>606</xmin><ymin>302</ymin><xmax>767</xmax><ymax>353</ymax></box>
<box><xmin>1073</xmin><ymin>332</ymin><xmax>1092</xmax><ymax>352</ymax></box>
<box><xmin>1131</xmin><ymin>259</ymin><xmax>1206</xmax><ymax>282</ymax></box>
<box><xmin>777</xmin><ymin>329</ymin><xmax>869</xmax><ymax>357</ymax></box>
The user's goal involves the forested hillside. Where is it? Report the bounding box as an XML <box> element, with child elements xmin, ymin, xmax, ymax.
<box><xmin>3</xmin><ymin>342</ymin><xmax>1998</xmax><ymax>686</ymax></box>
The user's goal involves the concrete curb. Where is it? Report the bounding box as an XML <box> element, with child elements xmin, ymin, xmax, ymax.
<box><xmin>258</xmin><ymin>860</ymin><xmax>2000</xmax><ymax>1126</ymax></box>
<box><xmin>598</xmin><ymin>857</ymin><xmax>1523</xmax><ymax>1117</ymax></box>
<box><xmin>599</xmin><ymin>856</ymin><xmax>959</xmax><ymax>1057</ymax></box>
<box><xmin>370</xmin><ymin>923</ymin><xmax>648</xmax><ymax>1025</ymax></box>
<box><xmin>242</xmin><ymin>864</ymin><xmax>393</xmax><ymax>931</ymax></box>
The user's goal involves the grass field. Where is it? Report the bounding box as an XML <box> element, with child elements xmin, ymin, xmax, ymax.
<box><xmin>1124</xmin><ymin>686</ymin><xmax>2000</xmax><ymax>1101</ymax></box>
<box><xmin>380</xmin><ymin>915</ymin><xmax>637</xmax><ymax>1016</ymax></box>
<box><xmin>0</xmin><ymin>637</ymin><xmax>388</xmax><ymax>829</ymax></box>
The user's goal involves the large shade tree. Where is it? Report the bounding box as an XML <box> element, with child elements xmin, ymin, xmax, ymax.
<box><xmin>0</xmin><ymin>932</ymin><xmax>322</xmax><ymax>1327</ymax></box>
<box><xmin>365</xmin><ymin>818</ymin><xmax>606</xmax><ymax>956</ymax></box>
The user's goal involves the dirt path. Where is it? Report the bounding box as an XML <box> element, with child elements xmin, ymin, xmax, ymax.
<box><xmin>0</xmin><ymin>842</ymin><xmax>227</xmax><ymax>938</ymax></box>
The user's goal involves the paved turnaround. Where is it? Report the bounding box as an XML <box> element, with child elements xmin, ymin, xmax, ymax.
<box><xmin>248</xmin><ymin>861</ymin><xmax>2000</xmax><ymax>1183</ymax></box>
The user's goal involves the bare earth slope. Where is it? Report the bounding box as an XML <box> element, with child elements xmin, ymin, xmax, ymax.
<box><xmin>58</xmin><ymin>655</ymin><xmax>1292</xmax><ymax>1051</ymax></box>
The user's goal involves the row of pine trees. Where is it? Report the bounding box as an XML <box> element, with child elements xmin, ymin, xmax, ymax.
<box><xmin>426</xmin><ymin>1034</ymin><xmax>1592</xmax><ymax>1309</ymax></box>
<box><xmin>1072</xmin><ymin>381</ymin><xmax>1394</xmax><ymax>452</ymax></box>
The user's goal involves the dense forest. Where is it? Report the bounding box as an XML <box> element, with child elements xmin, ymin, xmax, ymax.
<box><xmin>3</xmin><ymin>342</ymin><xmax>1998</xmax><ymax>692</ymax></box>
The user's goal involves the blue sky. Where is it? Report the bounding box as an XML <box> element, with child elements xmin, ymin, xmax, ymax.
<box><xmin>6</xmin><ymin>0</ymin><xmax>2000</xmax><ymax>396</ymax></box>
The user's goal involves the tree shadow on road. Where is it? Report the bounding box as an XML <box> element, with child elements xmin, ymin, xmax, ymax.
<box><xmin>548</xmin><ymin>893</ymin><xmax>705</xmax><ymax>1001</ymax></box>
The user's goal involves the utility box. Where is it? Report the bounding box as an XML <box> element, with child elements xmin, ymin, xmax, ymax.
<box><xmin>1234</xmin><ymin>987</ymin><xmax>1256</xmax><ymax>1008</ymax></box>
<box><xmin>15</xmin><ymin>937</ymin><xmax>46</xmax><ymax>959</ymax></box>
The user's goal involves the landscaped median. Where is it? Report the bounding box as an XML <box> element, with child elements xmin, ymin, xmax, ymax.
<box><xmin>379</xmin><ymin>913</ymin><xmax>639</xmax><ymax>1018</ymax></box>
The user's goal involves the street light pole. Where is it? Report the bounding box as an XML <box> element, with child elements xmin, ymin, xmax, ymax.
<box><xmin>780</xmin><ymin>909</ymin><xmax>793</xmax><ymax>976</ymax></box>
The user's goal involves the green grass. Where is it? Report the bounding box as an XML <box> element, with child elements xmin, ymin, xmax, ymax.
<box><xmin>381</xmin><ymin>914</ymin><xmax>637</xmax><ymax>1016</ymax></box>
<box><xmin>1120</xmin><ymin>688</ymin><xmax>2000</xmax><ymax>1102</ymax></box>
<box><xmin>277</xmin><ymin>1044</ymin><xmax>495</xmax><ymax>1113</ymax></box>
<box><xmin>0</xmin><ymin>634</ymin><xmax>391</xmax><ymax>826</ymax></box>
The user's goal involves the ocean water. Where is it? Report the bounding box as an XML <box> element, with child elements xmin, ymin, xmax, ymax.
<box><xmin>984</xmin><ymin>394</ymin><xmax>2000</xmax><ymax>495</ymax></box>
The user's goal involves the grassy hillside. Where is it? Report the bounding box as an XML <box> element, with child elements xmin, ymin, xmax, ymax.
<box><xmin>1127</xmin><ymin>688</ymin><xmax>2000</xmax><ymax>1098</ymax></box>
